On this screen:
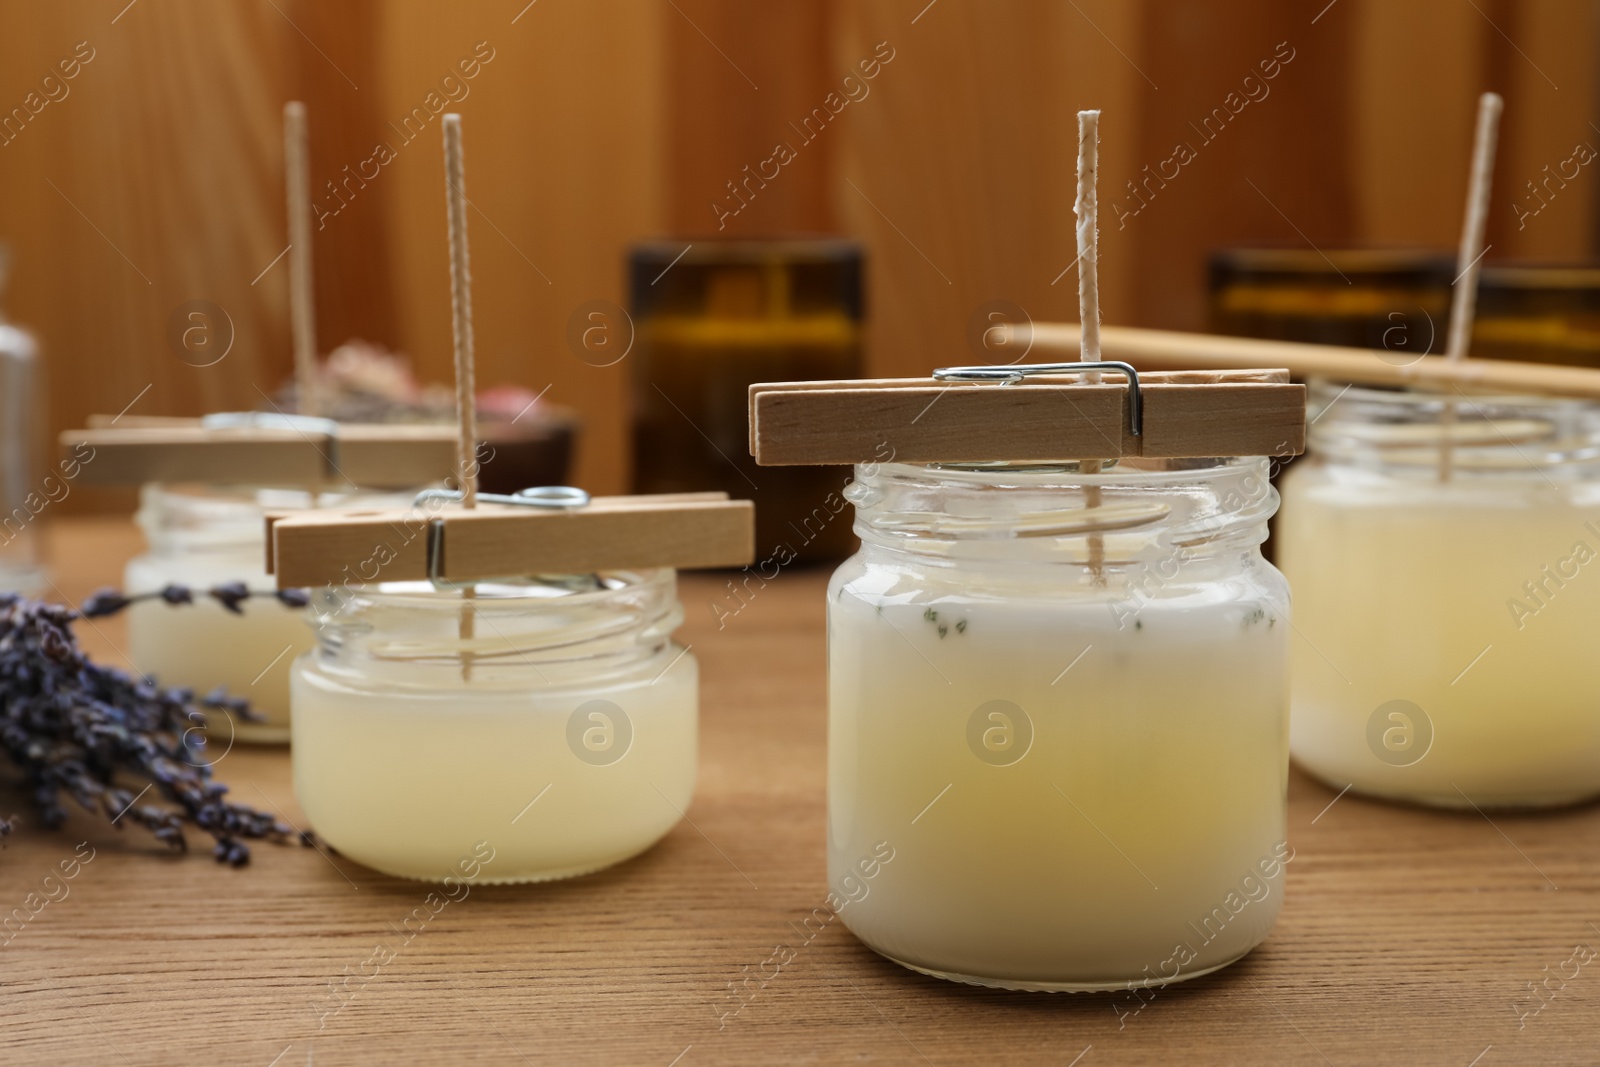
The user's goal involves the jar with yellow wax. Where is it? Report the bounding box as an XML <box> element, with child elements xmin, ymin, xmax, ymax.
<box><xmin>1280</xmin><ymin>383</ymin><xmax>1600</xmax><ymax>808</ymax></box>
<box><xmin>290</xmin><ymin>571</ymin><xmax>696</xmax><ymax>883</ymax></box>
<box><xmin>124</xmin><ymin>484</ymin><xmax>340</xmax><ymax>744</ymax></box>
<box><xmin>827</xmin><ymin>458</ymin><xmax>1291</xmax><ymax>991</ymax></box>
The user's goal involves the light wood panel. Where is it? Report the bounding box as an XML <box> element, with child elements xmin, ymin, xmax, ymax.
<box><xmin>663</xmin><ymin>0</ymin><xmax>836</xmax><ymax>235</ymax></box>
<box><xmin>834</xmin><ymin>0</ymin><xmax>1141</xmax><ymax>378</ymax></box>
<box><xmin>1496</xmin><ymin>0</ymin><xmax>1600</xmax><ymax>260</ymax></box>
<box><xmin>1128</xmin><ymin>0</ymin><xmax>1354</xmax><ymax>330</ymax></box>
<box><xmin>1349</xmin><ymin>0</ymin><xmax>1483</xmax><ymax>248</ymax></box>
<box><xmin>286</xmin><ymin>0</ymin><xmax>402</xmax><ymax>354</ymax></box>
<box><xmin>8</xmin><ymin>517</ymin><xmax>1600</xmax><ymax>1065</ymax></box>
<box><xmin>376</xmin><ymin>0</ymin><xmax>664</xmax><ymax>497</ymax></box>
<box><xmin>0</xmin><ymin>1</ymin><xmax>298</xmax><ymax>513</ymax></box>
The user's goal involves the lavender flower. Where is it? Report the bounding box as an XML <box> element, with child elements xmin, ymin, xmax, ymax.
<box><xmin>0</xmin><ymin>590</ymin><xmax>313</xmax><ymax>866</ymax></box>
<box><xmin>79</xmin><ymin>582</ymin><xmax>309</xmax><ymax>619</ymax></box>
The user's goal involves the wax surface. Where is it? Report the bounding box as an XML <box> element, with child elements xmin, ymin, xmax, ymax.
<box><xmin>125</xmin><ymin>552</ymin><xmax>311</xmax><ymax>745</ymax></box>
<box><xmin>828</xmin><ymin>569</ymin><xmax>1289</xmax><ymax>991</ymax></box>
<box><xmin>1281</xmin><ymin>464</ymin><xmax>1600</xmax><ymax>807</ymax></box>
<box><xmin>292</xmin><ymin>651</ymin><xmax>697</xmax><ymax>883</ymax></box>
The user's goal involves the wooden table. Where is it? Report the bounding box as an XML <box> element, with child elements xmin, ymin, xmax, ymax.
<box><xmin>4</xmin><ymin>518</ymin><xmax>1598</xmax><ymax>1065</ymax></box>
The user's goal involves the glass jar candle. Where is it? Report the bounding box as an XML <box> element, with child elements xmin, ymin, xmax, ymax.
<box><xmin>291</xmin><ymin>571</ymin><xmax>696</xmax><ymax>883</ymax></box>
<box><xmin>828</xmin><ymin>459</ymin><xmax>1291</xmax><ymax>991</ymax></box>
<box><xmin>1208</xmin><ymin>247</ymin><xmax>1452</xmax><ymax>349</ymax></box>
<box><xmin>125</xmin><ymin>484</ymin><xmax>331</xmax><ymax>743</ymax></box>
<box><xmin>1280</xmin><ymin>383</ymin><xmax>1600</xmax><ymax>808</ymax></box>
<box><xmin>0</xmin><ymin>312</ymin><xmax>42</xmax><ymax>595</ymax></box>
<box><xmin>1472</xmin><ymin>265</ymin><xmax>1600</xmax><ymax>368</ymax></box>
<box><xmin>125</xmin><ymin>483</ymin><xmax>409</xmax><ymax>743</ymax></box>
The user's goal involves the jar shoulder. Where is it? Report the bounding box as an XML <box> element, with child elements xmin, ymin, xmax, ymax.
<box><xmin>831</xmin><ymin>548</ymin><xmax>1289</xmax><ymax>613</ymax></box>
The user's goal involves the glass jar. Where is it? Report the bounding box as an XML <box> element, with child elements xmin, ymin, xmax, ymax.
<box><xmin>1208</xmin><ymin>247</ymin><xmax>1452</xmax><ymax>349</ymax></box>
<box><xmin>828</xmin><ymin>459</ymin><xmax>1291</xmax><ymax>992</ymax></box>
<box><xmin>1472</xmin><ymin>264</ymin><xmax>1600</xmax><ymax>367</ymax></box>
<box><xmin>1280</xmin><ymin>383</ymin><xmax>1600</xmax><ymax>808</ymax></box>
<box><xmin>291</xmin><ymin>571</ymin><xmax>697</xmax><ymax>883</ymax></box>
<box><xmin>0</xmin><ymin>314</ymin><xmax>43</xmax><ymax>594</ymax></box>
<box><xmin>124</xmin><ymin>483</ymin><xmax>406</xmax><ymax>743</ymax></box>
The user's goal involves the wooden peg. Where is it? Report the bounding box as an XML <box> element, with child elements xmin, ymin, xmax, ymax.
<box><xmin>268</xmin><ymin>493</ymin><xmax>755</xmax><ymax>588</ymax></box>
<box><xmin>60</xmin><ymin>421</ymin><xmax>460</xmax><ymax>488</ymax></box>
<box><xmin>749</xmin><ymin>369</ymin><xmax>1304</xmax><ymax>466</ymax></box>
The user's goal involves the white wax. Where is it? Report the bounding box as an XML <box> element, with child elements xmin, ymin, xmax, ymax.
<box><xmin>1281</xmin><ymin>465</ymin><xmax>1600</xmax><ymax>807</ymax></box>
<box><xmin>828</xmin><ymin>571</ymin><xmax>1289</xmax><ymax>991</ymax></box>
<box><xmin>291</xmin><ymin>653</ymin><xmax>697</xmax><ymax>883</ymax></box>
<box><xmin>125</xmin><ymin>553</ymin><xmax>311</xmax><ymax>745</ymax></box>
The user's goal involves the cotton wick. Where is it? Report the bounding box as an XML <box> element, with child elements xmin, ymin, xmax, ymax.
<box><xmin>442</xmin><ymin>113</ymin><xmax>479</xmax><ymax>509</ymax></box>
<box><xmin>1440</xmin><ymin>92</ymin><xmax>1503</xmax><ymax>484</ymax></box>
<box><xmin>284</xmin><ymin>101</ymin><xmax>319</xmax><ymax>418</ymax></box>
<box><xmin>1075</xmin><ymin>108</ymin><xmax>1108</xmax><ymax>584</ymax></box>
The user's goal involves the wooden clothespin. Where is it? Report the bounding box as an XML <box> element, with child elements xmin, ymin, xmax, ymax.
<box><xmin>60</xmin><ymin>415</ymin><xmax>460</xmax><ymax>489</ymax></box>
<box><xmin>267</xmin><ymin>114</ymin><xmax>755</xmax><ymax>591</ymax></box>
<box><xmin>266</xmin><ymin>488</ymin><xmax>754</xmax><ymax>588</ymax></box>
<box><xmin>750</xmin><ymin>364</ymin><xmax>1305</xmax><ymax>465</ymax></box>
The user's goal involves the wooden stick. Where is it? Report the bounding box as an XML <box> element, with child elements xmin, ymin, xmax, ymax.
<box><xmin>284</xmin><ymin>102</ymin><xmax>319</xmax><ymax>418</ymax></box>
<box><xmin>1440</xmin><ymin>92</ymin><xmax>1503</xmax><ymax>482</ymax></box>
<box><xmin>1075</xmin><ymin>109</ymin><xmax>1107</xmax><ymax>583</ymax></box>
<box><xmin>997</xmin><ymin>323</ymin><xmax>1600</xmax><ymax>401</ymax></box>
<box><xmin>269</xmin><ymin>496</ymin><xmax>756</xmax><ymax>588</ymax></box>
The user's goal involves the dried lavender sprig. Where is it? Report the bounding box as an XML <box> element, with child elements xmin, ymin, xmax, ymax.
<box><xmin>0</xmin><ymin>592</ymin><xmax>306</xmax><ymax>865</ymax></box>
<box><xmin>80</xmin><ymin>582</ymin><xmax>310</xmax><ymax>619</ymax></box>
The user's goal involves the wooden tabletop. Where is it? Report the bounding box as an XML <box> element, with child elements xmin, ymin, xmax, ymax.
<box><xmin>4</xmin><ymin>518</ymin><xmax>1598</xmax><ymax>1066</ymax></box>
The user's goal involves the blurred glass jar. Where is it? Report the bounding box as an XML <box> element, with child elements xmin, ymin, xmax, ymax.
<box><xmin>1209</xmin><ymin>248</ymin><xmax>1452</xmax><ymax>353</ymax></box>
<box><xmin>1280</xmin><ymin>383</ymin><xmax>1600</xmax><ymax>808</ymax></box>
<box><xmin>1472</xmin><ymin>265</ymin><xmax>1600</xmax><ymax>367</ymax></box>
<box><xmin>125</xmin><ymin>484</ymin><xmax>404</xmax><ymax>744</ymax></box>
<box><xmin>629</xmin><ymin>239</ymin><xmax>863</xmax><ymax>563</ymax></box>
<box><xmin>0</xmin><ymin>298</ymin><xmax>43</xmax><ymax>595</ymax></box>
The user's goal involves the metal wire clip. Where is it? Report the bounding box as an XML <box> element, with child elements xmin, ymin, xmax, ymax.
<box><xmin>931</xmin><ymin>361</ymin><xmax>1142</xmax><ymax>437</ymax></box>
<box><xmin>415</xmin><ymin>485</ymin><xmax>592</xmax><ymax>584</ymax></box>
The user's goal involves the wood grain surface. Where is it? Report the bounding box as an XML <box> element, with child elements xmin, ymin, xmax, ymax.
<box><xmin>4</xmin><ymin>518</ymin><xmax>1599</xmax><ymax>1065</ymax></box>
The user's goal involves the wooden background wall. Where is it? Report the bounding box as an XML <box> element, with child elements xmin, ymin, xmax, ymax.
<box><xmin>1</xmin><ymin>0</ymin><xmax>1596</xmax><ymax>510</ymax></box>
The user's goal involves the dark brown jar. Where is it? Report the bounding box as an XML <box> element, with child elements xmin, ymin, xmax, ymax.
<box><xmin>629</xmin><ymin>238</ymin><xmax>863</xmax><ymax>563</ymax></box>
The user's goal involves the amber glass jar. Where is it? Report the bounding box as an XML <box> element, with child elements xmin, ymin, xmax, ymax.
<box><xmin>1209</xmin><ymin>248</ymin><xmax>1452</xmax><ymax>351</ymax></box>
<box><xmin>1472</xmin><ymin>265</ymin><xmax>1600</xmax><ymax>367</ymax></box>
<box><xmin>629</xmin><ymin>239</ymin><xmax>862</xmax><ymax>563</ymax></box>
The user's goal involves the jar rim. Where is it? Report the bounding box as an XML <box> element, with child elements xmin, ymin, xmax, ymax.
<box><xmin>316</xmin><ymin>569</ymin><xmax>674</xmax><ymax>614</ymax></box>
<box><xmin>1307</xmin><ymin>378</ymin><xmax>1600</xmax><ymax>413</ymax></box>
<box><xmin>1303</xmin><ymin>378</ymin><xmax>1600</xmax><ymax>473</ymax></box>
<box><xmin>864</xmin><ymin>457</ymin><xmax>1269</xmax><ymax>488</ymax></box>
